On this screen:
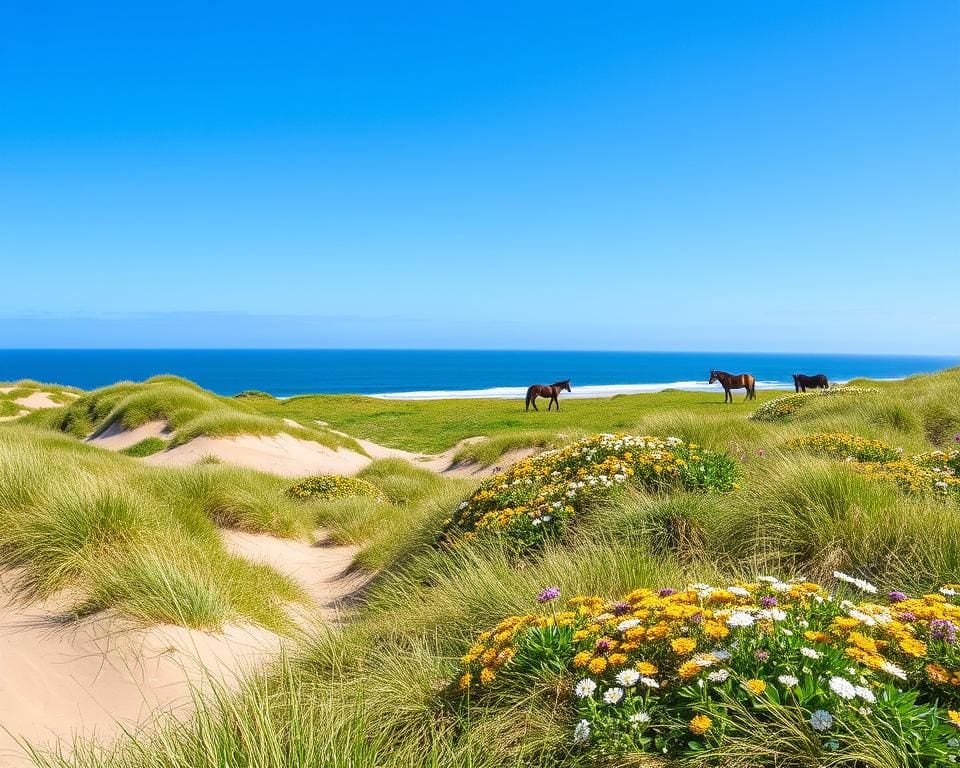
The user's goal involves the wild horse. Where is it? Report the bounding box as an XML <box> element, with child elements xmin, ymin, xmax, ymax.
<box><xmin>793</xmin><ymin>373</ymin><xmax>829</xmax><ymax>392</ymax></box>
<box><xmin>525</xmin><ymin>379</ymin><xmax>572</xmax><ymax>411</ymax></box>
<box><xmin>709</xmin><ymin>370</ymin><xmax>756</xmax><ymax>403</ymax></box>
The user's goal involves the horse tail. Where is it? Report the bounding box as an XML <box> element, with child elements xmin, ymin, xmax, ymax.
<box><xmin>525</xmin><ymin>388</ymin><xmax>532</xmax><ymax>410</ymax></box>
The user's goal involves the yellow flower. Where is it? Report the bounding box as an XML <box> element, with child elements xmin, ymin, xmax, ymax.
<box><xmin>745</xmin><ymin>679</ymin><xmax>766</xmax><ymax>695</ymax></box>
<box><xmin>949</xmin><ymin>710</ymin><xmax>960</xmax><ymax>728</ymax></box>
<box><xmin>927</xmin><ymin>664</ymin><xmax>949</xmax><ymax>684</ymax></box>
<box><xmin>678</xmin><ymin>660</ymin><xmax>701</xmax><ymax>679</ymax></box>
<box><xmin>458</xmin><ymin>672</ymin><xmax>472</xmax><ymax>690</ymax></box>
<box><xmin>479</xmin><ymin>667</ymin><xmax>495</xmax><ymax>685</ymax></box>
<box><xmin>588</xmin><ymin>657</ymin><xmax>608</xmax><ymax>675</ymax></box>
<box><xmin>573</xmin><ymin>651</ymin><xmax>592</xmax><ymax>668</ymax></box>
<box><xmin>689</xmin><ymin>714</ymin><xmax>712</xmax><ymax>735</ymax></box>
<box><xmin>671</xmin><ymin>637</ymin><xmax>697</xmax><ymax>655</ymax></box>
<box><xmin>635</xmin><ymin>661</ymin><xmax>658</xmax><ymax>675</ymax></box>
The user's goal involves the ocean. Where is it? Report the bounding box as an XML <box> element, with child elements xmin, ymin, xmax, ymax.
<box><xmin>0</xmin><ymin>350</ymin><xmax>956</xmax><ymax>399</ymax></box>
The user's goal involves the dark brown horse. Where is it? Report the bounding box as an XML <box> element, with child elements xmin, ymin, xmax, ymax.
<box><xmin>793</xmin><ymin>373</ymin><xmax>829</xmax><ymax>393</ymax></box>
<box><xmin>709</xmin><ymin>370</ymin><xmax>756</xmax><ymax>403</ymax></box>
<box><xmin>525</xmin><ymin>379</ymin><xmax>571</xmax><ymax>411</ymax></box>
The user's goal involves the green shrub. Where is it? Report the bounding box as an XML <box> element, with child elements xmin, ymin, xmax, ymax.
<box><xmin>750</xmin><ymin>387</ymin><xmax>880</xmax><ymax>422</ymax></box>
<box><xmin>120</xmin><ymin>437</ymin><xmax>168</xmax><ymax>457</ymax></box>
<box><xmin>443</xmin><ymin>434</ymin><xmax>738</xmax><ymax>552</ymax></box>
<box><xmin>289</xmin><ymin>474</ymin><xmax>387</xmax><ymax>503</ymax></box>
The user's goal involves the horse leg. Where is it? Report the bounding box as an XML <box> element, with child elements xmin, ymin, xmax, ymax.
<box><xmin>555</xmin><ymin>396</ymin><xmax>560</xmax><ymax>411</ymax></box>
<box><xmin>532</xmin><ymin>397</ymin><xmax>539</xmax><ymax>411</ymax></box>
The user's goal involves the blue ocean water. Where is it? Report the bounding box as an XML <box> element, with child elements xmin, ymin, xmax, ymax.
<box><xmin>0</xmin><ymin>350</ymin><xmax>956</xmax><ymax>398</ymax></box>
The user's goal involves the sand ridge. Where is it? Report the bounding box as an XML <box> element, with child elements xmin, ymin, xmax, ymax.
<box><xmin>86</xmin><ymin>420</ymin><xmax>172</xmax><ymax>450</ymax></box>
<box><xmin>0</xmin><ymin>528</ymin><xmax>362</xmax><ymax>766</ymax></box>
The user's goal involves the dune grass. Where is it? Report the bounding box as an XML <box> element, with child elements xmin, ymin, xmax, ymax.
<box><xmin>14</xmin><ymin>367</ymin><xmax>960</xmax><ymax>767</ymax></box>
<box><xmin>120</xmin><ymin>437</ymin><xmax>167</xmax><ymax>456</ymax></box>
<box><xmin>0</xmin><ymin>423</ymin><xmax>317</xmax><ymax>631</ymax></box>
<box><xmin>50</xmin><ymin>376</ymin><xmax>363</xmax><ymax>453</ymax></box>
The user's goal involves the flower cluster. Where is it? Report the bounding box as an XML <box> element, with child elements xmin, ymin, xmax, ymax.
<box><xmin>750</xmin><ymin>387</ymin><xmax>880</xmax><ymax>422</ymax></box>
<box><xmin>288</xmin><ymin>474</ymin><xmax>386</xmax><ymax>502</ymax></box>
<box><xmin>441</xmin><ymin>434</ymin><xmax>737</xmax><ymax>551</ymax></box>
<box><xmin>452</xmin><ymin>576</ymin><xmax>960</xmax><ymax>762</ymax></box>
<box><xmin>790</xmin><ymin>434</ymin><xmax>960</xmax><ymax>497</ymax></box>
<box><xmin>787</xmin><ymin>432</ymin><xmax>901</xmax><ymax>463</ymax></box>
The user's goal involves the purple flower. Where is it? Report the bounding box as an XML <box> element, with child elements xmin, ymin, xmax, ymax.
<box><xmin>931</xmin><ymin>619</ymin><xmax>958</xmax><ymax>644</ymax></box>
<box><xmin>954</xmin><ymin>433</ymin><xmax>960</xmax><ymax>443</ymax></box>
<box><xmin>611</xmin><ymin>601</ymin><xmax>632</xmax><ymax>616</ymax></box>
<box><xmin>595</xmin><ymin>639</ymin><xmax>611</xmax><ymax>652</ymax></box>
<box><xmin>760</xmin><ymin>596</ymin><xmax>778</xmax><ymax>608</ymax></box>
<box><xmin>537</xmin><ymin>586</ymin><xmax>561</xmax><ymax>603</ymax></box>
<box><xmin>897</xmin><ymin>611</ymin><xmax>917</xmax><ymax>622</ymax></box>
<box><xmin>888</xmin><ymin>591</ymin><xmax>908</xmax><ymax>603</ymax></box>
<box><xmin>658</xmin><ymin>588</ymin><xmax>677</xmax><ymax>597</ymax></box>
<box><xmin>755</xmin><ymin>649</ymin><xmax>770</xmax><ymax>662</ymax></box>
<box><xmin>690</xmin><ymin>612</ymin><xmax>704</xmax><ymax>625</ymax></box>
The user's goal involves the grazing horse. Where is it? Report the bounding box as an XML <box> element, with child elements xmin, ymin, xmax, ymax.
<box><xmin>793</xmin><ymin>373</ymin><xmax>829</xmax><ymax>393</ymax></box>
<box><xmin>525</xmin><ymin>379</ymin><xmax>572</xmax><ymax>412</ymax></box>
<box><xmin>709</xmin><ymin>370</ymin><xmax>756</xmax><ymax>403</ymax></box>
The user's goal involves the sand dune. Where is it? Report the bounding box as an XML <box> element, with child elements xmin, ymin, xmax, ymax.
<box><xmin>12</xmin><ymin>392</ymin><xmax>62</xmax><ymax>410</ymax></box>
<box><xmin>142</xmin><ymin>433</ymin><xmax>370</xmax><ymax>477</ymax></box>
<box><xmin>0</xmin><ymin>529</ymin><xmax>361</xmax><ymax>766</ymax></box>
<box><xmin>86</xmin><ymin>419</ymin><xmax>172</xmax><ymax>450</ymax></box>
<box><xmin>331</xmin><ymin>432</ymin><xmax>537</xmax><ymax>478</ymax></box>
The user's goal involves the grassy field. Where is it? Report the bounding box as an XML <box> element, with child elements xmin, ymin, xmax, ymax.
<box><xmin>6</xmin><ymin>368</ymin><xmax>960</xmax><ymax>767</ymax></box>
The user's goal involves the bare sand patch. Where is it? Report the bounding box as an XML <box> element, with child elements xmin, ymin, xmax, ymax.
<box><xmin>86</xmin><ymin>420</ymin><xmax>172</xmax><ymax>451</ymax></box>
<box><xmin>328</xmin><ymin>431</ymin><xmax>536</xmax><ymax>478</ymax></box>
<box><xmin>142</xmin><ymin>432</ymin><xmax>369</xmax><ymax>477</ymax></box>
<box><xmin>221</xmin><ymin>530</ymin><xmax>367</xmax><ymax>622</ymax></box>
<box><xmin>0</xmin><ymin>580</ymin><xmax>280</xmax><ymax>767</ymax></box>
<box><xmin>12</xmin><ymin>392</ymin><xmax>61</xmax><ymax>410</ymax></box>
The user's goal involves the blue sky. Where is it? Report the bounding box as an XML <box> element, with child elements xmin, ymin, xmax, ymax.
<box><xmin>1</xmin><ymin>1</ymin><xmax>957</xmax><ymax>352</ymax></box>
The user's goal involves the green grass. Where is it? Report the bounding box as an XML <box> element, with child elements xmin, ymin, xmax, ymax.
<box><xmin>50</xmin><ymin>376</ymin><xmax>363</xmax><ymax>453</ymax></box>
<box><xmin>0</xmin><ymin>423</ymin><xmax>315</xmax><ymax>631</ymax></box>
<box><xmin>0</xmin><ymin>399</ymin><xmax>21</xmax><ymax>417</ymax></box>
<box><xmin>251</xmin><ymin>388</ymin><xmax>791</xmax><ymax>454</ymax></box>
<box><xmin>12</xmin><ymin>366</ymin><xmax>960</xmax><ymax>768</ymax></box>
<box><xmin>120</xmin><ymin>436</ymin><xmax>168</xmax><ymax>456</ymax></box>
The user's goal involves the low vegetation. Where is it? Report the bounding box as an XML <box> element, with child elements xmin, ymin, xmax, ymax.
<box><xmin>8</xmin><ymin>367</ymin><xmax>960</xmax><ymax>767</ymax></box>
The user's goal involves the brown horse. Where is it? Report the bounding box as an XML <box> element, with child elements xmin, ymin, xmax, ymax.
<box><xmin>793</xmin><ymin>373</ymin><xmax>829</xmax><ymax>392</ymax></box>
<box><xmin>709</xmin><ymin>370</ymin><xmax>756</xmax><ymax>403</ymax></box>
<box><xmin>525</xmin><ymin>379</ymin><xmax>571</xmax><ymax>411</ymax></box>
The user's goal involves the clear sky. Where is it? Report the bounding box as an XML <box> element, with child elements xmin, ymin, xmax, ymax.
<box><xmin>1</xmin><ymin>1</ymin><xmax>957</xmax><ymax>352</ymax></box>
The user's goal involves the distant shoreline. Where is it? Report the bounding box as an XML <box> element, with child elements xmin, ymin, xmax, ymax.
<box><xmin>367</xmin><ymin>378</ymin><xmax>903</xmax><ymax>401</ymax></box>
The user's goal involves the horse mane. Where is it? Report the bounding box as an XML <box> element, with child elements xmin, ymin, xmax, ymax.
<box><xmin>550</xmin><ymin>379</ymin><xmax>570</xmax><ymax>387</ymax></box>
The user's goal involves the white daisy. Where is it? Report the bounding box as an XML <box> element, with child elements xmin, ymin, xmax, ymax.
<box><xmin>828</xmin><ymin>676</ymin><xmax>857</xmax><ymax>700</ymax></box>
<box><xmin>602</xmin><ymin>687</ymin><xmax>624</xmax><ymax>705</ymax></box>
<box><xmin>615</xmin><ymin>669</ymin><xmax>640</xmax><ymax>687</ymax></box>
<box><xmin>572</xmin><ymin>719</ymin><xmax>590</xmax><ymax>745</ymax></box>
<box><xmin>573</xmin><ymin>678</ymin><xmax>597</xmax><ymax>698</ymax></box>
<box><xmin>778</xmin><ymin>674</ymin><xmax>799</xmax><ymax>686</ymax></box>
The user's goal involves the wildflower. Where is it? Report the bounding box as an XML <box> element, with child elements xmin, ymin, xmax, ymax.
<box><xmin>615</xmin><ymin>669</ymin><xmax>640</xmax><ymax>687</ymax></box>
<box><xmin>888</xmin><ymin>590</ymin><xmax>908</xmax><ymax>603</ymax></box>
<box><xmin>639</xmin><ymin>677</ymin><xmax>660</xmax><ymax>688</ymax></box>
<box><xmin>810</xmin><ymin>710</ymin><xmax>834</xmax><ymax>732</ymax></box>
<box><xmin>728</xmin><ymin>586</ymin><xmax>750</xmax><ymax>597</ymax></box>
<box><xmin>573</xmin><ymin>678</ymin><xmax>597</xmax><ymax>698</ymax></box>
<box><xmin>602</xmin><ymin>687</ymin><xmax>624</xmax><ymax>705</ymax></box>
<box><xmin>881</xmin><ymin>661</ymin><xmax>908</xmax><ymax>680</ymax></box>
<box><xmin>727</xmin><ymin>611</ymin><xmax>756</xmax><ymax>628</ymax></box>
<box><xmin>949</xmin><ymin>711</ymin><xmax>960</xmax><ymax>729</ymax></box>
<box><xmin>629</xmin><ymin>711</ymin><xmax>651</xmax><ymax>725</ymax></box>
<box><xmin>572</xmin><ymin>719</ymin><xmax>591</xmax><ymax>745</ymax></box>
<box><xmin>755</xmin><ymin>650</ymin><xmax>770</xmax><ymax>662</ymax></box>
<box><xmin>828</xmin><ymin>676</ymin><xmax>857</xmax><ymax>700</ymax></box>
<box><xmin>854</xmin><ymin>685</ymin><xmax>876</xmax><ymax>703</ymax></box>
<box><xmin>832</xmin><ymin>571</ymin><xmax>878</xmax><ymax>594</ymax></box>
<box><xmin>671</xmin><ymin>637</ymin><xmax>697</xmax><ymax>655</ymax></box>
<box><xmin>536</xmin><ymin>586</ymin><xmax>560</xmax><ymax>603</ymax></box>
<box><xmin>617</xmin><ymin>618</ymin><xmax>641</xmax><ymax>633</ymax></box>
<box><xmin>932</xmin><ymin>620</ymin><xmax>959</xmax><ymax>644</ymax></box>
<box><xmin>588</xmin><ymin>657</ymin><xmax>608</xmax><ymax>675</ymax></box>
<box><xmin>689</xmin><ymin>714</ymin><xmax>712</xmax><ymax>735</ymax></box>
<box><xmin>800</xmin><ymin>647</ymin><xmax>822</xmax><ymax>659</ymax></box>
<box><xmin>707</xmin><ymin>668</ymin><xmax>730</xmax><ymax>683</ymax></box>
<box><xmin>778</xmin><ymin>674</ymin><xmax>799</xmax><ymax>686</ymax></box>
<box><xmin>745</xmin><ymin>679</ymin><xmax>766</xmax><ymax>695</ymax></box>
<box><xmin>760</xmin><ymin>596</ymin><xmax>778</xmax><ymax>608</ymax></box>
